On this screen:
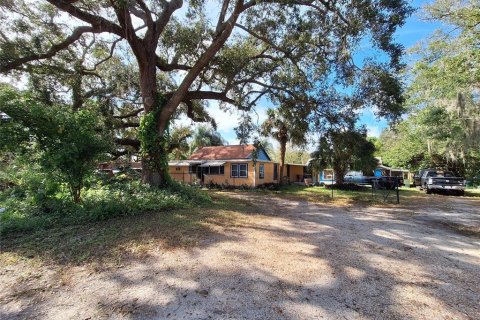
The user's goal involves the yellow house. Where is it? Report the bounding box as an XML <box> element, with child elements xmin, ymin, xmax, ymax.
<box><xmin>168</xmin><ymin>144</ymin><xmax>307</xmax><ymax>187</ymax></box>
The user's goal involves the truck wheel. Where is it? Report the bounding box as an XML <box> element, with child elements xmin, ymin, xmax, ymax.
<box><xmin>425</xmin><ymin>187</ymin><xmax>431</xmax><ymax>194</ymax></box>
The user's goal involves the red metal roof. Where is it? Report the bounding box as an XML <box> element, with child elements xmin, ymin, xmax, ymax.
<box><xmin>189</xmin><ymin>145</ymin><xmax>256</xmax><ymax>160</ymax></box>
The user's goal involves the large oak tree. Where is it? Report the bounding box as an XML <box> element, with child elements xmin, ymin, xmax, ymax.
<box><xmin>0</xmin><ymin>0</ymin><xmax>412</xmax><ymax>186</ymax></box>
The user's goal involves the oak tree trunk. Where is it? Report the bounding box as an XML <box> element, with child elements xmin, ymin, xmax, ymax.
<box><xmin>333</xmin><ymin>162</ymin><xmax>346</xmax><ymax>185</ymax></box>
<box><xmin>138</xmin><ymin>56</ymin><xmax>169</xmax><ymax>187</ymax></box>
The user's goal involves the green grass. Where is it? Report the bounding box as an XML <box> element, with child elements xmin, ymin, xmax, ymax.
<box><xmin>274</xmin><ymin>185</ymin><xmax>398</xmax><ymax>205</ymax></box>
<box><xmin>466</xmin><ymin>188</ymin><xmax>480</xmax><ymax>197</ymax></box>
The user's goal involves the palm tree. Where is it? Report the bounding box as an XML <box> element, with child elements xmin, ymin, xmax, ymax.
<box><xmin>261</xmin><ymin>108</ymin><xmax>307</xmax><ymax>184</ymax></box>
<box><xmin>190</xmin><ymin>125</ymin><xmax>227</xmax><ymax>153</ymax></box>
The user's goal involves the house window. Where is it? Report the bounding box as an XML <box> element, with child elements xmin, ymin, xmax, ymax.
<box><xmin>231</xmin><ymin>163</ymin><xmax>248</xmax><ymax>178</ymax></box>
<box><xmin>273</xmin><ymin>164</ymin><xmax>278</xmax><ymax>180</ymax></box>
<box><xmin>259</xmin><ymin>164</ymin><xmax>265</xmax><ymax>179</ymax></box>
<box><xmin>209</xmin><ymin>166</ymin><xmax>225</xmax><ymax>175</ymax></box>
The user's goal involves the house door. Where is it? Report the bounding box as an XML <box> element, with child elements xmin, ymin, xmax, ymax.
<box><xmin>196</xmin><ymin>167</ymin><xmax>203</xmax><ymax>182</ymax></box>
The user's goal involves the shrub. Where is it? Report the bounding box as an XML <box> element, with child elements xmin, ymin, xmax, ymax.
<box><xmin>257</xmin><ymin>183</ymin><xmax>280</xmax><ymax>190</ymax></box>
<box><xmin>0</xmin><ymin>85</ymin><xmax>110</xmax><ymax>202</ymax></box>
<box><xmin>0</xmin><ymin>178</ymin><xmax>210</xmax><ymax>235</ymax></box>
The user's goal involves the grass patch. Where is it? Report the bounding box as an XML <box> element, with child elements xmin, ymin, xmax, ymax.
<box><xmin>466</xmin><ymin>188</ymin><xmax>480</xmax><ymax>198</ymax></box>
<box><xmin>272</xmin><ymin>184</ymin><xmax>403</xmax><ymax>205</ymax></box>
<box><xmin>0</xmin><ymin>192</ymin><xmax>250</xmax><ymax>267</ymax></box>
<box><xmin>270</xmin><ymin>184</ymin><xmax>480</xmax><ymax>206</ymax></box>
<box><xmin>268</xmin><ymin>185</ymin><xmax>480</xmax><ymax>210</ymax></box>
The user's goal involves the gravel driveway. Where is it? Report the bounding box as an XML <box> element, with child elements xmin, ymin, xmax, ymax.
<box><xmin>1</xmin><ymin>193</ymin><xmax>479</xmax><ymax>319</ymax></box>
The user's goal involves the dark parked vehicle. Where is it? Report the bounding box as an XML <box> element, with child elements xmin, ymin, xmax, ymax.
<box><xmin>419</xmin><ymin>169</ymin><xmax>466</xmax><ymax>195</ymax></box>
<box><xmin>413</xmin><ymin>169</ymin><xmax>427</xmax><ymax>188</ymax></box>
<box><xmin>371</xmin><ymin>176</ymin><xmax>404</xmax><ymax>190</ymax></box>
<box><xmin>344</xmin><ymin>171</ymin><xmax>403</xmax><ymax>189</ymax></box>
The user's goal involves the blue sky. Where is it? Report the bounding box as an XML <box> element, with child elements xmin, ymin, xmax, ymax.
<box><xmin>359</xmin><ymin>0</ymin><xmax>444</xmax><ymax>138</ymax></box>
<box><xmin>181</xmin><ymin>0</ymin><xmax>444</xmax><ymax>146</ymax></box>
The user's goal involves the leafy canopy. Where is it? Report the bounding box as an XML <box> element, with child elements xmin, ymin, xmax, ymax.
<box><xmin>0</xmin><ymin>85</ymin><xmax>110</xmax><ymax>202</ymax></box>
<box><xmin>378</xmin><ymin>0</ymin><xmax>480</xmax><ymax>178</ymax></box>
<box><xmin>311</xmin><ymin>126</ymin><xmax>377</xmax><ymax>184</ymax></box>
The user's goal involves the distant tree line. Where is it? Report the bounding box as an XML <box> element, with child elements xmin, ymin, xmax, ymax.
<box><xmin>376</xmin><ymin>0</ymin><xmax>480</xmax><ymax>180</ymax></box>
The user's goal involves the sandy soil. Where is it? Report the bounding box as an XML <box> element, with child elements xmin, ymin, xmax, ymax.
<box><xmin>1</xmin><ymin>193</ymin><xmax>479</xmax><ymax>319</ymax></box>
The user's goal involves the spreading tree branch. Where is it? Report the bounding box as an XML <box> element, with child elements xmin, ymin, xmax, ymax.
<box><xmin>46</xmin><ymin>0</ymin><xmax>123</xmax><ymax>36</ymax></box>
<box><xmin>1</xmin><ymin>26</ymin><xmax>94</xmax><ymax>72</ymax></box>
<box><xmin>114</xmin><ymin>138</ymin><xmax>140</xmax><ymax>148</ymax></box>
<box><xmin>113</xmin><ymin>108</ymin><xmax>144</xmax><ymax>119</ymax></box>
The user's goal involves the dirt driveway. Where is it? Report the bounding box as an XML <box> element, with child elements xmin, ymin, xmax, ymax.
<box><xmin>1</xmin><ymin>192</ymin><xmax>479</xmax><ymax>319</ymax></box>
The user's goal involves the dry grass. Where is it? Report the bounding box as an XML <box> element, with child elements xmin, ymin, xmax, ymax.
<box><xmin>272</xmin><ymin>185</ymin><xmax>480</xmax><ymax>207</ymax></box>
<box><xmin>0</xmin><ymin>193</ymin><xmax>251</xmax><ymax>268</ymax></box>
<box><xmin>2</xmin><ymin>187</ymin><xmax>477</xmax><ymax>270</ymax></box>
<box><xmin>272</xmin><ymin>184</ymin><xmax>404</xmax><ymax>206</ymax></box>
<box><xmin>1</xmin><ymin>188</ymin><xmax>479</xmax><ymax>319</ymax></box>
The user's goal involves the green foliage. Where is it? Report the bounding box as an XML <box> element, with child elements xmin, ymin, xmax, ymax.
<box><xmin>272</xmin><ymin>145</ymin><xmax>310</xmax><ymax>165</ymax></box>
<box><xmin>0</xmin><ymin>85</ymin><xmax>110</xmax><ymax>202</ymax></box>
<box><xmin>0</xmin><ymin>0</ymin><xmax>414</xmax><ymax>188</ymax></box>
<box><xmin>378</xmin><ymin>105</ymin><xmax>480</xmax><ymax>178</ymax></box>
<box><xmin>261</xmin><ymin>107</ymin><xmax>308</xmax><ymax>149</ymax></box>
<box><xmin>358</xmin><ymin>64</ymin><xmax>406</xmax><ymax>121</ymax></box>
<box><xmin>0</xmin><ymin>176</ymin><xmax>210</xmax><ymax>235</ymax></box>
<box><xmin>311</xmin><ymin>127</ymin><xmax>377</xmax><ymax>184</ymax></box>
<box><xmin>377</xmin><ymin>117</ymin><xmax>427</xmax><ymax>170</ymax></box>
<box><xmin>168</xmin><ymin>125</ymin><xmax>193</xmax><ymax>160</ymax></box>
<box><xmin>377</xmin><ymin>0</ymin><xmax>480</xmax><ymax>179</ymax></box>
<box><xmin>410</xmin><ymin>0</ymin><xmax>480</xmax><ymax>102</ymax></box>
<box><xmin>138</xmin><ymin>93</ymin><xmax>172</xmax><ymax>185</ymax></box>
<box><xmin>260</xmin><ymin>106</ymin><xmax>310</xmax><ymax>183</ymax></box>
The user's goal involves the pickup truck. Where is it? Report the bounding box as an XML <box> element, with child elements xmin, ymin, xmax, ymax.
<box><xmin>419</xmin><ymin>169</ymin><xmax>466</xmax><ymax>195</ymax></box>
<box><xmin>344</xmin><ymin>171</ymin><xmax>369</xmax><ymax>184</ymax></box>
<box><xmin>344</xmin><ymin>171</ymin><xmax>403</xmax><ymax>189</ymax></box>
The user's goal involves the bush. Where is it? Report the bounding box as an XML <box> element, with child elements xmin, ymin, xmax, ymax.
<box><xmin>204</xmin><ymin>181</ymin><xmax>253</xmax><ymax>190</ymax></box>
<box><xmin>256</xmin><ymin>183</ymin><xmax>280</xmax><ymax>190</ymax></box>
<box><xmin>0</xmin><ymin>178</ymin><xmax>211</xmax><ymax>235</ymax></box>
<box><xmin>0</xmin><ymin>85</ymin><xmax>110</xmax><ymax>203</ymax></box>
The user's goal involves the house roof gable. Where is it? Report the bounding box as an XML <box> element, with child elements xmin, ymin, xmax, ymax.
<box><xmin>189</xmin><ymin>144</ymin><xmax>271</xmax><ymax>161</ymax></box>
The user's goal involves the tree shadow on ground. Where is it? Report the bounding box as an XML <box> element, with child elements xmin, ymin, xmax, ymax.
<box><xmin>1</xmin><ymin>193</ymin><xmax>479</xmax><ymax>319</ymax></box>
<box><xmin>0</xmin><ymin>193</ymin><xmax>257</xmax><ymax>267</ymax></box>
